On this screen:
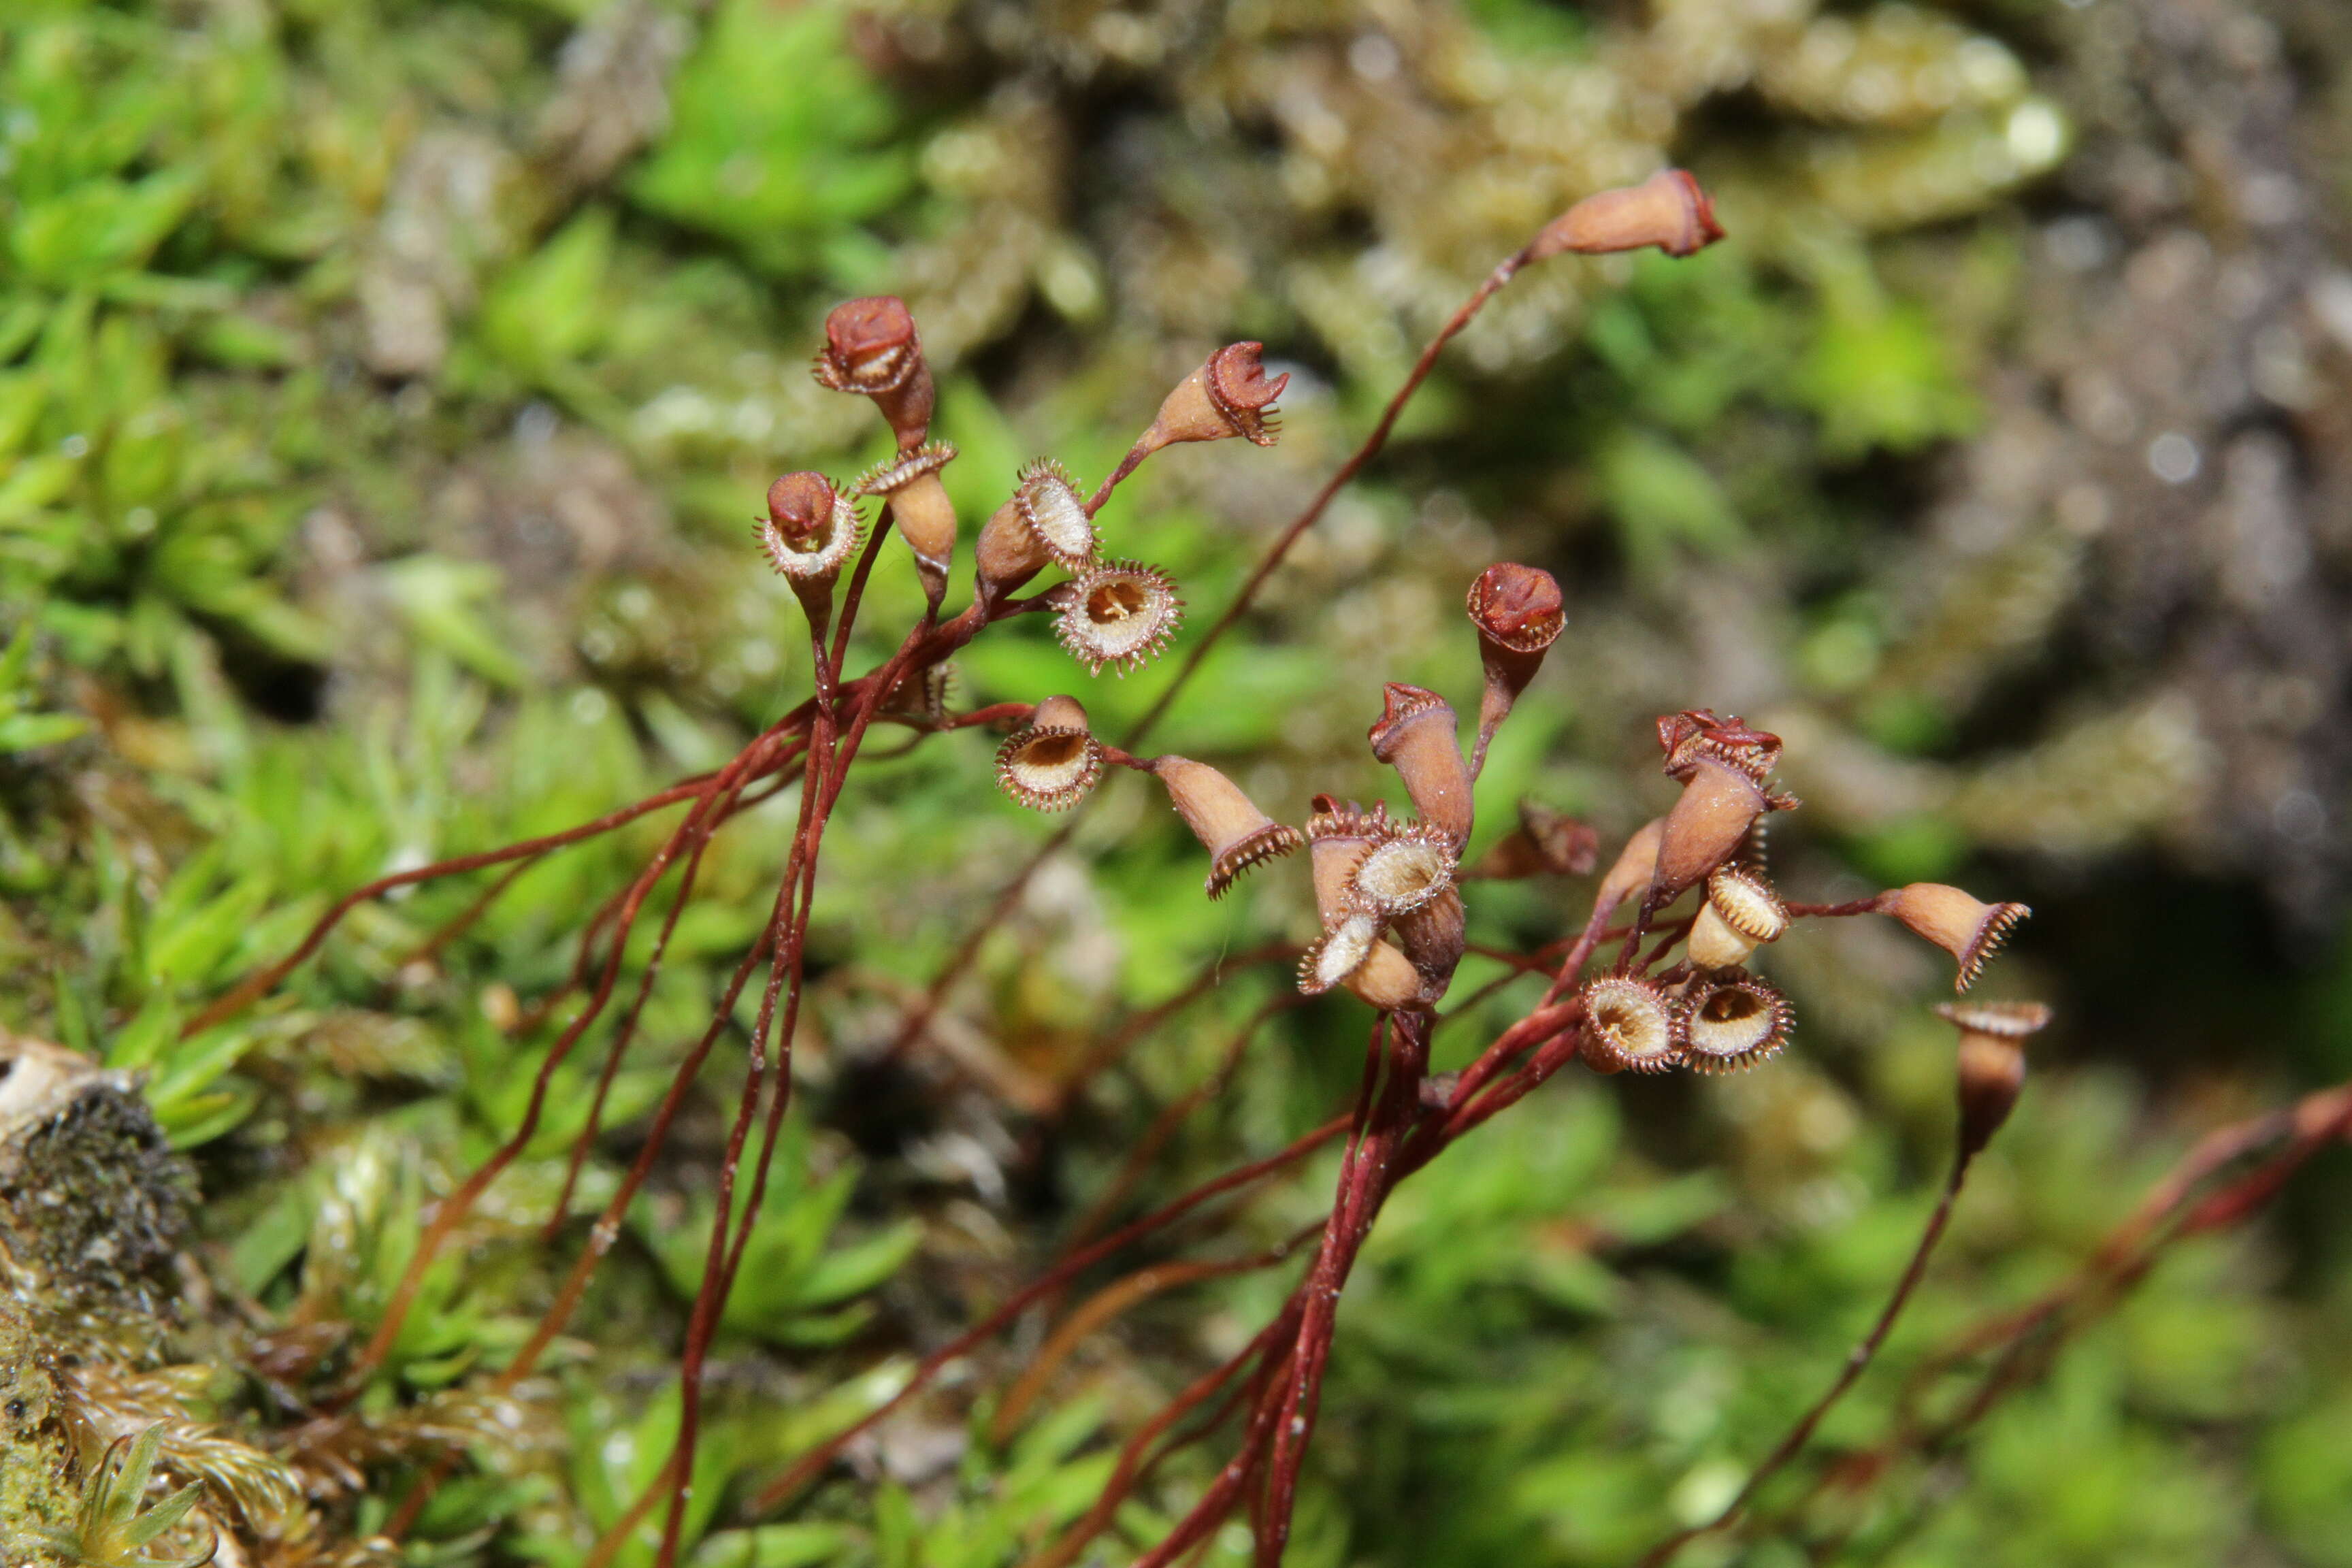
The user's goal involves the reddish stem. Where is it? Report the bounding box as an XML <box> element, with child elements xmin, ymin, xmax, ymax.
<box><xmin>749</xmin><ymin>1115</ymin><xmax>1350</xmax><ymax>1512</ymax></box>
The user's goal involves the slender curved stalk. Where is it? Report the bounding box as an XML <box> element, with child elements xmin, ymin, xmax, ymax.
<box><xmin>1633</xmin><ymin>1154</ymin><xmax>1974</xmax><ymax>1568</ymax></box>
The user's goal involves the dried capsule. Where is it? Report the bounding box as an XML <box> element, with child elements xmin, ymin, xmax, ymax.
<box><xmin>757</xmin><ymin>472</ymin><xmax>862</xmax><ymax>624</ymax></box>
<box><xmin>1708</xmin><ymin>866</ymin><xmax>1788</xmax><ymax>940</ymax></box>
<box><xmin>1680</xmin><ymin>975</ymin><xmax>1793</xmax><ymax>1073</ymax></box>
<box><xmin>914</xmin><ymin>662</ymin><xmax>956</xmax><ymax>724</ymax></box>
<box><xmin>1529</xmin><ymin>169</ymin><xmax>1725</xmax><ymax>262</ymax></box>
<box><xmin>1298</xmin><ymin>911</ymin><xmax>1377</xmax><ymax>995</ymax></box>
<box><xmin>1348</xmin><ymin>825</ymin><xmax>1456</xmax><ymax>918</ymax></box>
<box><xmin>1876</xmin><ymin>884</ymin><xmax>2031</xmax><ymax>992</ymax></box>
<box><xmin>1578</xmin><ymin>977</ymin><xmax>1683</xmax><ymax>1075</ymax></box>
<box><xmin>855</xmin><ymin>441</ymin><xmax>959</xmax><ymax>610</ymax></box>
<box><xmin>1056</xmin><ymin>560</ymin><xmax>1183</xmax><ymax>675</ymax></box>
<box><xmin>1687</xmin><ymin>865</ymin><xmax>1788</xmax><ymax>970</ymax></box>
<box><xmin>1307</xmin><ymin>796</ymin><xmax>1388</xmax><ymax>931</ymax></box>
<box><xmin>1147</xmin><ymin>342</ymin><xmax>1290</xmax><ymax>450</ymax></box>
<box><xmin>1367</xmin><ymin>684</ymin><xmax>1474</xmax><ymax>848</ymax></box>
<box><xmin>1936</xmin><ymin>999</ymin><xmax>2052</xmax><ymax>1158</ymax></box>
<box><xmin>1657</xmin><ymin>708</ymin><xmax>1783</xmax><ymax>784</ymax></box>
<box><xmin>974</xmin><ymin>497</ymin><xmax>1050</xmax><ymax>606</ymax></box>
<box><xmin>1592</xmin><ymin>818</ymin><xmax>1667</xmax><ymax>921</ymax></box>
<box><xmin>1297</xmin><ymin>912</ymin><xmax>1424</xmax><ymax>1011</ymax></box>
<box><xmin>1344</xmin><ymin>941</ymin><xmax>1428</xmax><ymax>1011</ymax></box>
<box><xmin>1015</xmin><ymin>459</ymin><xmax>1098</xmax><ymax>570</ymax></box>
<box><xmin>813</xmin><ymin>295</ymin><xmax>935</xmax><ymax>450</ymax></box>
<box><xmin>1391</xmin><ymin>885</ymin><xmax>1467</xmax><ymax>999</ymax></box>
<box><xmin>1466</xmin><ymin>564</ymin><xmax>1565</xmax><ymax>771</ymax></box>
<box><xmin>996</xmin><ymin>700</ymin><xmax>1105</xmax><ymax>812</ymax></box>
<box><xmin>1463</xmin><ymin>799</ymin><xmax>1600</xmax><ymax>881</ymax></box>
<box><xmin>1154</xmin><ymin>756</ymin><xmax>1303</xmax><ymax>899</ymax></box>
<box><xmin>1686</xmin><ymin>903</ymin><xmax>1756</xmax><ymax>970</ymax></box>
<box><xmin>1652</xmin><ymin>757</ymin><xmax>1768</xmax><ymax>898</ymax></box>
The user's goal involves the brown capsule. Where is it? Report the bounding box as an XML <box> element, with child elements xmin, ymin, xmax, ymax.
<box><xmin>1467</xmin><ymin>564</ymin><xmax>1565</xmax><ymax>772</ymax></box>
<box><xmin>1529</xmin><ymin>169</ymin><xmax>1725</xmax><ymax>262</ymax></box>
<box><xmin>1029</xmin><ymin>694</ymin><xmax>1088</xmax><ymax>732</ymax></box>
<box><xmin>1657</xmin><ymin>708</ymin><xmax>1783</xmax><ymax>784</ymax></box>
<box><xmin>1056</xmin><ymin>560</ymin><xmax>1183</xmax><ymax>675</ymax></box>
<box><xmin>1147</xmin><ymin>342</ymin><xmax>1290</xmax><ymax>450</ymax></box>
<box><xmin>1307</xmin><ymin>796</ymin><xmax>1388</xmax><ymax>931</ymax></box>
<box><xmin>1579</xmin><ymin>977</ymin><xmax>1683</xmax><ymax>1075</ymax></box>
<box><xmin>1154</xmin><ymin>756</ymin><xmax>1303</xmax><ymax>899</ymax></box>
<box><xmin>974</xmin><ymin>496</ymin><xmax>1051</xmax><ymax>606</ymax></box>
<box><xmin>1592</xmin><ymin>818</ymin><xmax>1667</xmax><ymax>921</ymax></box>
<box><xmin>1345</xmin><ymin>940</ymin><xmax>1428</xmax><ymax>1011</ymax></box>
<box><xmin>1876</xmin><ymin>885</ymin><xmax>2031</xmax><ymax>993</ymax></box>
<box><xmin>765</xmin><ymin>472</ymin><xmax>834</xmax><ymax>544</ymax></box>
<box><xmin>1680</xmin><ymin>975</ymin><xmax>1792</xmax><ymax>1073</ymax></box>
<box><xmin>757</xmin><ymin>473</ymin><xmax>862</xmax><ymax>623</ymax></box>
<box><xmin>1464</xmin><ymin>799</ymin><xmax>1602</xmax><ymax>883</ymax></box>
<box><xmin>855</xmin><ymin>441</ymin><xmax>959</xmax><ymax>609</ymax></box>
<box><xmin>1652</xmin><ymin>758</ymin><xmax>1768</xmax><ymax>898</ymax></box>
<box><xmin>1935</xmin><ymin>1000</ymin><xmax>2052</xmax><ymax>1158</ymax></box>
<box><xmin>1391</xmin><ymin>885</ymin><xmax>1466</xmax><ymax>999</ymax></box>
<box><xmin>1368</xmin><ymin>684</ymin><xmax>1474</xmax><ymax>848</ymax></box>
<box><xmin>1467</xmin><ymin>564</ymin><xmax>1567</xmax><ymax>657</ymax></box>
<box><xmin>813</xmin><ymin>295</ymin><xmax>935</xmax><ymax>449</ymax></box>
<box><xmin>1296</xmin><ymin>913</ymin><xmax>1425</xmax><ymax>1011</ymax></box>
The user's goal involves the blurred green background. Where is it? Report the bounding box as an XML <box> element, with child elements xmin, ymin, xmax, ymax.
<box><xmin>4</xmin><ymin>0</ymin><xmax>2352</xmax><ymax>1563</ymax></box>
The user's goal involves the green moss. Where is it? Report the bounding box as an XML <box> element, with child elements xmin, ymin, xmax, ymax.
<box><xmin>0</xmin><ymin>1310</ymin><xmax>78</xmax><ymax>1565</ymax></box>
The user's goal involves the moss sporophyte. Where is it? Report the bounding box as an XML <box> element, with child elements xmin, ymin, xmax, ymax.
<box><xmin>125</xmin><ymin>159</ymin><xmax>2098</xmax><ymax>1568</ymax></box>
<box><xmin>22</xmin><ymin>1</ymin><xmax>2346</xmax><ymax>1563</ymax></box>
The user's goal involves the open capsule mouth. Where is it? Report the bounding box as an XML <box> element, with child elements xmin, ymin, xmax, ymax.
<box><xmin>817</xmin><ymin>298</ymin><xmax>921</xmax><ymax>392</ymax></box>
<box><xmin>845</xmin><ymin>343</ymin><xmax>909</xmax><ymax>387</ymax></box>
<box><xmin>1957</xmin><ymin>903</ymin><xmax>2030</xmax><ymax>992</ymax></box>
<box><xmin>1016</xmin><ymin>459</ymin><xmax>1098</xmax><ymax>568</ymax></box>
<box><xmin>813</xmin><ymin>342</ymin><xmax>917</xmax><ymax>395</ymax></box>
<box><xmin>1206</xmin><ymin>821</ymin><xmax>1305</xmax><ymax>900</ymax></box>
<box><xmin>1705</xmin><ymin>866</ymin><xmax>1788</xmax><ymax>941</ymax></box>
<box><xmin>1205</xmin><ymin>343</ymin><xmax>1287</xmax><ymax>444</ymax></box>
<box><xmin>853</xmin><ymin>440</ymin><xmax>958</xmax><ymax>496</ymax></box>
<box><xmin>996</xmin><ymin>728</ymin><xmax>1103</xmax><ymax>811</ymax></box>
<box><xmin>757</xmin><ymin>496</ymin><xmax>862</xmax><ymax>580</ymax></box>
<box><xmin>1091</xmin><ymin>580</ymin><xmax>1147</xmax><ymax>619</ymax></box>
<box><xmin>1298</xmin><ymin>913</ymin><xmax>1379</xmax><ymax>995</ymax></box>
<box><xmin>1933</xmin><ymin>999</ymin><xmax>2053</xmax><ymax>1039</ymax></box>
<box><xmin>1366</xmin><ymin>683</ymin><xmax>1448</xmax><ymax>760</ymax></box>
<box><xmin>1465</xmin><ymin>568</ymin><xmax>1566</xmax><ymax>654</ymax></box>
<box><xmin>1058</xmin><ymin>562</ymin><xmax>1182</xmax><ymax>674</ymax></box>
<box><xmin>1682</xmin><ymin>978</ymin><xmax>1790</xmax><ymax>1072</ymax></box>
<box><xmin>1580</xmin><ymin>978</ymin><xmax>1680</xmax><ymax>1073</ymax></box>
<box><xmin>1350</xmin><ymin>833</ymin><xmax>1454</xmax><ymax>916</ymax></box>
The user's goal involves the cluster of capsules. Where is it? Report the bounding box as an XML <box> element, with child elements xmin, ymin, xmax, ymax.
<box><xmin>1541</xmin><ymin>704</ymin><xmax>2036</xmax><ymax>1080</ymax></box>
<box><xmin>760</xmin><ymin>291</ymin><xmax>1287</xmax><ymax>681</ymax></box>
<box><xmin>996</xmin><ymin>560</ymin><xmax>1572</xmax><ymax>1015</ymax></box>
<box><xmin>996</xmin><ymin>568</ymin><xmax>2044</xmax><ymax>1088</ymax></box>
<box><xmin>757</xmin><ymin>169</ymin><xmax>1721</xmax><ymax>685</ymax></box>
<box><xmin>761</xmin><ymin>178</ymin><xmax>2039</xmax><ymax>1094</ymax></box>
